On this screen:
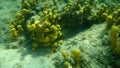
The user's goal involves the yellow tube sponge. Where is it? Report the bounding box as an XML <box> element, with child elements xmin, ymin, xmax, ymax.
<box><xmin>29</xmin><ymin>0</ymin><xmax>38</xmax><ymax>6</ymax></box>
<box><xmin>26</xmin><ymin>23</ymin><xmax>31</xmax><ymax>31</ymax></box>
<box><xmin>50</xmin><ymin>35</ymin><xmax>58</xmax><ymax>42</ymax></box>
<box><xmin>9</xmin><ymin>28</ymin><xmax>18</xmax><ymax>39</ymax></box>
<box><xmin>16</xmin><ymin>13</ymin><xmax>24</xmax><ymax>20</ymax></box>
<box><xmin>44</xmin><ymin>28</ymin><xmax>49</xmax><ymax>33</ymax></box>
<box><xmin>31</xmin><ymin>24</ymin><xmax>36</xmax><ymax>31</ymax></box>
<box><xmin>22</xmin><ymin>1</ymin><xmax>31</xmax><ymax>9</ymax></box>
<box><xmin>44</xmin><ymin>20</ymin><xmax>51</xmax><ymax>27</ymax></box>
<box><xmin>106</xmin><ymin>15</ymin><xmax>113</xmax><ymax>28</ymax></box>
<box><xmin>71</xmin><ymin>49</ymin><xmax>81</xmax><ymax>68</ymax></box>
<box><xmin>110</xmin><ymin>25</ymin><xmax>119</xmax><ymax>49</ymax></box>
<box><xmin>101</xmin><ymin>12</ymin><xmax>108</xmax><ymax>21</ymax></box>
<box><xmin>32</xmin><ymin>42</ymin><xmax>39</xmax><ymax>51</ymax></box>
<box><xmin>42</xmin><ymin>36</ymin><xmax>50</xmax><ymax>43</ymax></box>
<box><xmin>110</xmin><ymin>25</ymin><xmax>119</xmax><ymax>36</ymax></box>
<box><xmin>58</xmin><ymin>40</ymin><xmax>64</xmax><ymax>45</ymax></box>
<box><xmin>27</xmin><ymin>23</ymin><xmax>36</xmax><ymax>31</ymax></box>
<box><xmin>17</xmin><ymin>25</ymin><xmax>24</xmax><ymax>32</ymax></box>
<box><xmin>21</xmin><ymin>9</ymin><xmax>31</xmax><ymax>15</ymax></box>
<box><xmin>64</xmin><ymin>61</ymin><xmax>73</xmax><ymax>68</ymax></box>
<box><xmin>61</xmin><ymin>50</ymin><xmax>69</xmax><ymax>61</ymax></box>
<box><xmin>50</xmin><ymin>25</ymin><xmax>58</xmax><ymax>31</ymax></box>
<box><xmin>71</xmin><ymin>50</ymin><xmax>81</xmax><ymax>62</ymax></box>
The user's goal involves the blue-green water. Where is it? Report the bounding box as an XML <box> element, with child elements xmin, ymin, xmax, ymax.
<box><xmin>0</xmin><ymin>0</ymin><xmax>119</xmax><ymax>68</ymax></box>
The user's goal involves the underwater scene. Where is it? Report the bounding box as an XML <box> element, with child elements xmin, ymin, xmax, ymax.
<box><xmin>1</xmin><ymin>0</ymin><xmax>120</xmax><ymax>68</ymax></box>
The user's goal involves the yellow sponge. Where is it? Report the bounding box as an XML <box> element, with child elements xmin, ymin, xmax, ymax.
<box><xmin>106</xmin><ymin>15</ymin><xmax>113</xmax><ymax>28</ymax></box>
<box><xmin>71</xmin><ymin>49</ymin><xmax>81</xmax><ymax>62</ymax></box>
<box><xmin>110</xmin><ymin>25</ymin><xmax>119</xmax><ymax>49</ymax></box>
